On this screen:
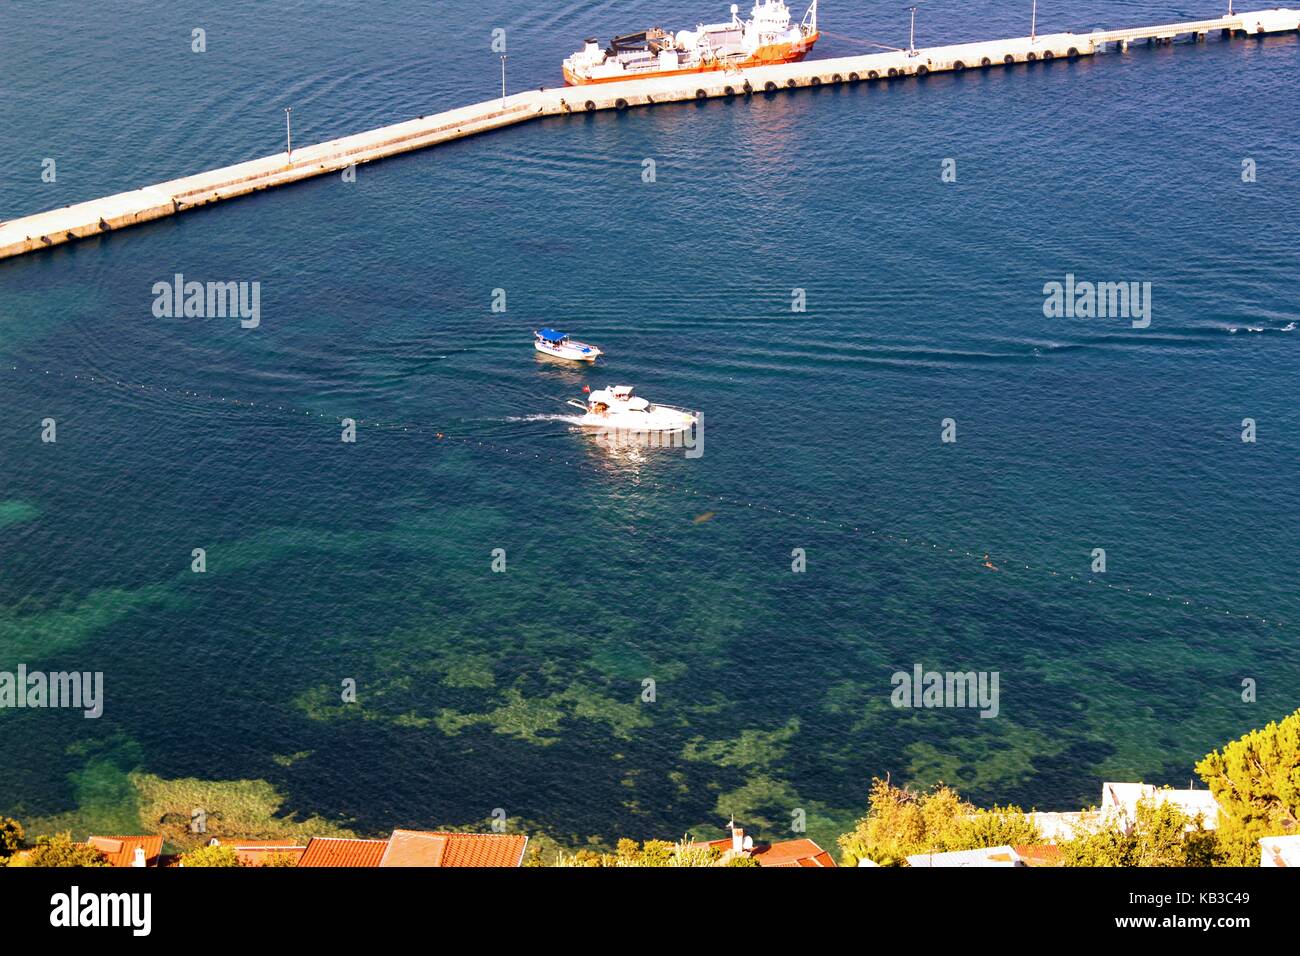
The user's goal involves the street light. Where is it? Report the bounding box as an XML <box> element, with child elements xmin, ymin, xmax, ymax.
<box><xmin>1031</xmin><ymin>0</ymin><xmax>1038</xmax><ymax>43</ymax></box>
<box><xmin>284</xmin><ymin>107</ymin><xmax>293</xmax><ymax>161</ymax></box>
<box><xmin>500</xmin><ymin>55</ymin><xmax>508</xmax><ymax>106</ymax></box>
<box><xmin>908</xmin><ymin>5</ymin><xmax>918</xmax><ymax>55</ymax></box>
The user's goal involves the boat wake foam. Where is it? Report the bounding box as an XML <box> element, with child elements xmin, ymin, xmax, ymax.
<box><xmin>500</xmin><ymin>414</ymin><xmax>586</xmax><ymax>424</ymax></box>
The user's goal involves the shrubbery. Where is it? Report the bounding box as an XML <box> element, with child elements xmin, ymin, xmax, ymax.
<box><xmin>179</xmin><ymin>844</ymin><xmax>243</xmax><ymax>867</ymax></box>
<box><xmin>838</xmin><ymin>707</ymin><xmax>1300</xmax><ymax>867</ymax></box>
<box><xmin>0</xmin><ymin>816</ymin><xmax>24</xmax><ymax>860</ymax></box>
<box><xmin>1196</xmin><ymin>707</ymin><xmax>1300</xmax><ymax>865</ymax></box>
<box><xmin>838</xmin><ymin>778</ymin><xmax>1041</xmax><ymax>866</ymax></box>
<box><xmin>552</xmin><ymin>837</ymin><xmax>731</xmax><ymax>867</ymax></box>
<box><xmin>23</xmin><ymin>833</ymin><xmax>108</xmax><ymax>868</ymax></box>
<box><xmin>1058</xmin><ymin>797</ymin><xmax>1216</xmax><ymax>867</ymax></box>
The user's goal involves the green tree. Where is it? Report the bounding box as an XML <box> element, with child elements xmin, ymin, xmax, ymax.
<box><xmin>838</xmin><ymin>778</ymin><xmax>926</xmax><ymax>866</ymax></box>
<box><xmin>1196</xmin><ymin>707</ymin><xmax>1300</xmax><ymax>866</ymax></box>
<box><xmin>551</xmin><ymin>848</ymin><xmax>607</xmax><ymax>867</ymax></box>
<box><xmin>552</xmin><ymin>836</ymin><xmax>727</xmax><ymax>867</ymax></box>
<box><xmin>618</xmin><ymin>838</ymin><xmax>675</xmax><ymax>867</ymax></box>
<box><xmin>25</xmin><ymin>833</ymin><xmax>108</xmax><ymax>868</ymax></box>
<box><xmin>1059</xmin><ymin>797</ymin><xmax>1213</xmax><ymax>867</ymax></box>
<box><xmin>180</xmin><ymin>844</ymin><xmax>244</xmax><ymax>867</ymax></box>
<box><xmin>960</xmin><ymin>806</ymin><xmax>1044</xmax><ymax>850</ymax></box>
<box><xmin>837</xmin><ymin>778</ymin><xmax>1042</xmax><ymax>866</ymax></box>
<box><xmin>0</xmin><ymin>817</ymin><xmax>24</xmax><ymax>859</ymax></box>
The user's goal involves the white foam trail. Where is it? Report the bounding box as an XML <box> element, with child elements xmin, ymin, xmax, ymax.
<box><xmin>500</xmin><ymin>414</ymin><xmax>584</xmax><ymax>424</ymax></box>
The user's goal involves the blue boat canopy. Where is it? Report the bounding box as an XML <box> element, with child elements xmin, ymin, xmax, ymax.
<box><xmin>537</xmin><ymin>328</ymin><xmax>567</xmax><ymax>342</ymax></box>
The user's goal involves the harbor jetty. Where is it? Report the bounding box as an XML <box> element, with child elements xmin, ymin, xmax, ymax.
<box><xmin>2</xmin><ymin>7</ymin><xmax>1297</xmax><ymax>262</ymax></box>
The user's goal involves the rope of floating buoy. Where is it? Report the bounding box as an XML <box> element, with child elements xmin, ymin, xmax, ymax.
<box><xmin>2</xmin><ymin>361</ymin><xmax>1285</xmax><ymax>629</ymax></box>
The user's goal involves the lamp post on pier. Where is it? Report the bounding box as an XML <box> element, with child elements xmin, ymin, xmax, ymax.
<box><xmin>501</xmin><ymin>55</ymin><xmax>508</xmax><ymax>106</ymax></box>
<box><xmin>284</xmin><ymin>107</ymin><xmax>293</xmax><ymax>162</ymax></box>
<box><xmin>1031</xmin><ymin>0</ymin><xmax>1038</xmax><ymax>43</ymax></box>
<box><xmin>908</xmin><ymin>5</ymin><xmax>918</xmax><ymax>55</ymax></box>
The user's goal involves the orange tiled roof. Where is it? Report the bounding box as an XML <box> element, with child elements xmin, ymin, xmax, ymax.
<box><xmin>241</xmin><ymin>847</ymin><xmax>306</xmax><ymax>866</ymax></box>
<box><xmin>208</xmin><ymin>839</ymin><xmax>308</xmax><ymax>866</ymax></box>
<box><xmin>1013</xmin><ymin>844</ymin><xmax>1064</xmax><ymax>867</ymax></box>
<box><xmin>380</xmin><ymin>830</ymin><xmax>448</xmax><ymax>867</ymax></box>
<box><xmin>702</xmin><ymin>837</ymin><xmax>837</xmax><ymax>867</ymax></box>
<box><xmin>297</xmin><ymin>831</ymin><xmax>528</xmax><ymax>867</ymax></box>
<box><xmin>85</xmin><ymin>835</ymin><xmax>164</xmax><ymax>868</ymax></box>
<box><xmin>298</xmin><ymin>837</ymin><xmax>389</xmax><ymax>868</ymax></box>
<box><xmin>751</xmin><ymin>838</ymin><xmax>836</xmax><ymax>868</ymax></box>
<box><xmin>381</xmin><ymin>830</ymin><xmax>528</xmax><ymax>868</ymax></box>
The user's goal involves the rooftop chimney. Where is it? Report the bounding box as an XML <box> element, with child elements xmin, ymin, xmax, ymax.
<box><xmin>731</xmin><ymin>824</ymin><xmax>745</xmax><ymax>855</ymax></box>
<box><xmin>131</xmin><ymin>846</ymin><xmax>147</xmax><ymax>867</ymax></box>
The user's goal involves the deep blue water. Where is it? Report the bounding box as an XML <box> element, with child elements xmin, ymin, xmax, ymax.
<box><xmin>1</xmin><ymin>1</ymin><xmax>1297</xmax><ymax>852</ymax></box>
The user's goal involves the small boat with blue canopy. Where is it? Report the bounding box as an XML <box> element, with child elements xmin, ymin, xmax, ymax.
<box><xmin>535</xmin><ymin>328</ymin><xmax>602</xmax><ymax>363</ymax></box>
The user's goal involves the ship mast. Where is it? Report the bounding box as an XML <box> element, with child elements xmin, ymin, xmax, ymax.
<box><xmin>803</xmin><ymin>0</ymin><xmax>819</xmax><ymax>34</ymax></box>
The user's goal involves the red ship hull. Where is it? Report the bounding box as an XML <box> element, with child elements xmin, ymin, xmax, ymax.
<box><xmin>564</xmin><ymin>33</ymin><xmax>819</xmax><ymax>86</ymax></box>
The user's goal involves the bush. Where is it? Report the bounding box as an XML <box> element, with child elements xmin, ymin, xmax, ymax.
<box><xmin>837</xmin><ymin>778</ymin><xmax>1042</xmax><ymax>866</ymax></box>
<box><xmin>551</xmin><ymin>836</ymin><xmax>726</xmax><ymax>867</ymax></box>
<box><xmin>0</xmin><ymin>817</ymin><xmax>24</xmax><ymax>859</ymax></box>
<box><xmin>180</xmin><ymin>844</ymin><xmax>243</xmax><ymax>867</ymax></box>
<box><xmin>26</xmin><ymin>833</ymin><xmax>108</xmax><ymax>868</ymax></box>
<box><xmin>1059</xmin><ymin>796</ymin><xmax>1212</xmax><ymax>867</ymax></box>
<box><xmin>1196</xmin><ymin>707</ymin><xmax>1300</xmax><ymax>865</ymax></box>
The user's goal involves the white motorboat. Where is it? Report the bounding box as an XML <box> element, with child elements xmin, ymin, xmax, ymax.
<box><xmin>567</xmin><ymin>385</ymin><xmax>698</xmax><ymax>433</ymax></box>
<box><xmin>535</xmin><ymin>328</ymin><xmax>602</xmax><ymax>362</ymax></box>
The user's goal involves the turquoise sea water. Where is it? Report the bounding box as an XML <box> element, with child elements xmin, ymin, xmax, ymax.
<box><xmin>1</xmin><ymin>1</ymin><xmax>1297</xmax><ymax>852</ymax></box>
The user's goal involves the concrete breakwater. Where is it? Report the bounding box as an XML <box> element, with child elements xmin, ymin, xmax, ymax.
<box><xmin>2</xmin><ymin>7</ymin><xmax>1297</xmax><ymax>262</ymax></box>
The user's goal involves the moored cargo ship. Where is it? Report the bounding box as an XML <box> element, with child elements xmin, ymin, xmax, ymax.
<box><xmin>562</xmin><ymin>0</ymin><xmax>820</xmax><ymax>85</ymax></box>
